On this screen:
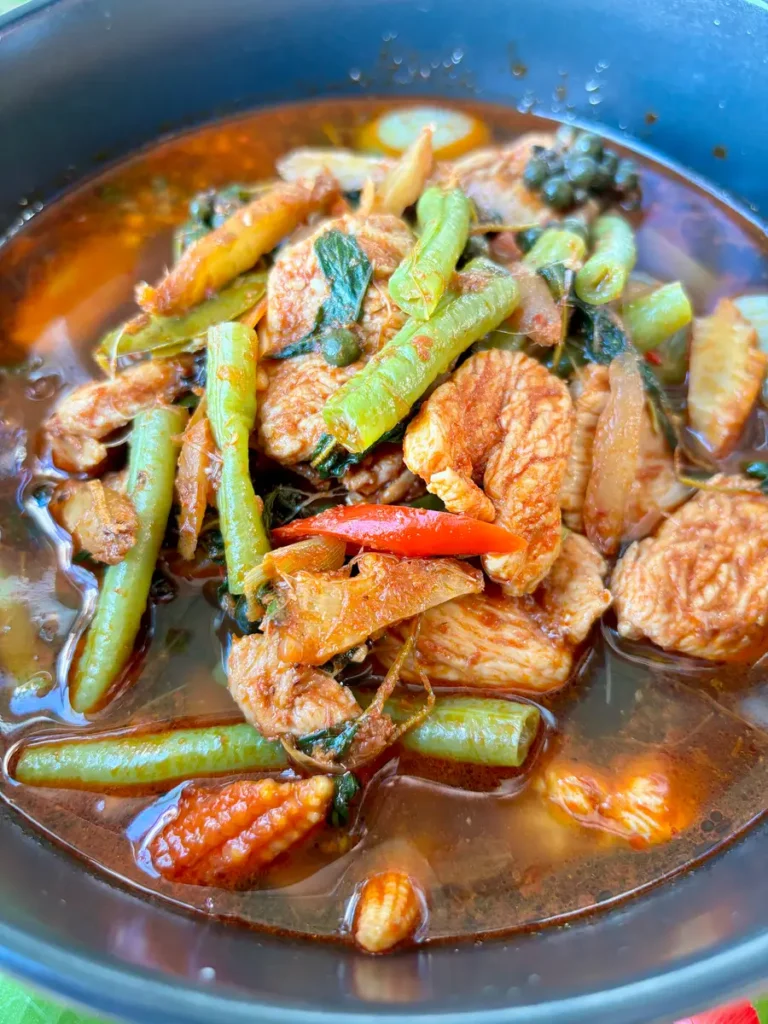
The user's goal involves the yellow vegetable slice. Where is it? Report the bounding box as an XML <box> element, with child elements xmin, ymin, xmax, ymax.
<box><xmin>357</xmin><ymin>105</ymin><xmax>490</xmax><ymax>160</ymax></box>
<box><xmin>688</xmin><ymin>298</ymin><xmax>767</xmax><ymax>456</ymax></box>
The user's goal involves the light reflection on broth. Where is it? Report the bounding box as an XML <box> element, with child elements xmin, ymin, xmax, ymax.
<box><xmin>0</xmin><ymin>98</ymin><xmax>767</xmax><ymax>945</ymax></box>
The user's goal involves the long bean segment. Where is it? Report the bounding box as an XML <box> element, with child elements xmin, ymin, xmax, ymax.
<box><xmin>95</xmin><ymin>271</ymin><xmax>266</xmax><ymax>368</ymax></box>
<box><xmin>524</xmin><ymin>227</ymin><xmax>587</xmax><ymax>271</ymax></box>
<box><xmin>71</xmin><ymin>406</ymin><xmax>187</xmax><ymax>714</ymax></box>
<box><xmin>323</xmin><ymin>258</ymin><xmax>519</xmax><ymax>453</ymax></box>
<box><xmin>575</xmin><ymin>215</ymin><xmax>636</xmax><ymax>305</ymax></box>
<box><xmin>14</xmin><ymin>723</ymin><xmax>287</xmax><ymax>790</ymax></box>
<box><xmin>207</xmin><ymin>323</ymin><xmax>270</xmax><ymax>592</ymax></box>
<box><xmin>623</xmin><ymin>282</ymin><xmax>692</xmax><ymax>352</ymax></box>
<box><xmin>389</xmin><ymin>187</ymin><xmax>471</xmax><ymax>319</ymax></box>
<box><xmin>357</xmin><ymin>691</ymin><xmax>540</xmax><ymax>767</ymax></box>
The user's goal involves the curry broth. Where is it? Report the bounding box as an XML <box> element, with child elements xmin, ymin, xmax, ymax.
<box><xmin>0</xmin><ymin>99</ymin><xmax>767</xmax><ymax>943</ymax></box>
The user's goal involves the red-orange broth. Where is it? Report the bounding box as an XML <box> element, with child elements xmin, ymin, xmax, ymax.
<box><xmin>0</xmin><ymin>98</ymin><xmax>767</xmax><ymax>944</ymax></box>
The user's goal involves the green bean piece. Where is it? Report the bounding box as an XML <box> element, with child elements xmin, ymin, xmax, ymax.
<box><xmin>574</xmin><ymin>214</ymin><xmax>637</xmax><ymax>305</ymax></box>
<box><xmin>357</xmin><ymin>691</ymin><xmax>540</xmax><ymax>767</ymax></box>
<box><xmin>95</xmin><ymin>272</ymin><xmax>266</xmax><ymax>367</ymax></box>
<box><xmin>323</xmin><ymin>258</ymin><xmax>519</xmax><ymax>453</ymax></box>
<box><xmin>622</xmin><ymin>281</ymin><xmax>693</xmax><ymax>352</ymax></box>
<box><xmin>524</xmin><ymin>227</ymin><xmax>587</xmax><ymax>271</ymax></box>
<box><xmin>389</xmin><ymin>186</ymin><xmax>472</xmax><ymax>320</ymax></box>
<box><xmin>14</xmin><ymin>723</ymin><xmax>287</xmax><ymax>790</ymax></box>
<box><xmin>207</xmin><ymin>322</ymin><xmax>270</xmax><ymax>592</ymax></box>
<box><xmin>734</xmin><ymin>294</ymin><xmax>768</xmax><ymax>403</ymax></box>
<box><xmin>71</xmin><ymin>406</ymin><xmax>187</xmax><ymax>714</ymax></box>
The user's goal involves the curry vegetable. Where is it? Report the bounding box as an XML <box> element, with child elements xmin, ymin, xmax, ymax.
<box><xmin>207</xmin><ymin>323</ymin><xmax>270</xmax><ymax>593</ymax></box>
<box><xmin>389</xmin><ymin>186</ymin><xmax>472</xmax><ymax>319</ymax></box>
<box><xmin>71</xmin><ymin>405</ymin><xmax>187</xmax><ymax>714</ymax></box>
<box><xmin>322</xmin><ymin>258</ymin><xmax>519</xmax><ymax>452</ymax></box>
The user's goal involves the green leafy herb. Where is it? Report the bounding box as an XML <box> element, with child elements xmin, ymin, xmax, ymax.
<box><xmin>572</xmin><ymin>299</ymin><xmax>679</xmax><ymax>450</ymax></box>
<box><xmin>745</xmin><ymin>461</ymin><xmax>768</xmax><ymax>493</ymax></box>
<box><xmin>274</xmin><ymin>230</ymin><xmax>372</xmax><ymax>360</ymax></box>
<box><xmin>310</xmin><ymin>421</ymin><xmax>407</xmax><ymax>479</ymax></box>
<box><xmin>537</xmin><ymin>262</ymin><xmax>574</xmax><ymax>303</ymax></box>
<box><xmin>261</xmin><ymin>484</ymin><xmax>345</xmax><ymax>531</ymax></box>
<box><xmin>330</xmin><ymin>772</ymin><xmax>361</xmax><ymax>827</ymax></box>
<box><xmin>296</xmin><ymin>718</ymin><xmax>360</xmax><ymax>760</ymax></box>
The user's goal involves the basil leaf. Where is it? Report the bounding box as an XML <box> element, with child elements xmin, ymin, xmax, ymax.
<box><xmin>745</xmin><ymin>461</ymin><xmax>768</xmax><ymax>493</ymax></box>
<box><xmin>274</xmin><ymin>230</ymin><xmax>373</xmax><ymax>360</ymax></box>
<box><xmin>315</xmin><ymin>229</ymin><xmax>373</xmax><ymax>328</ymax></box>
<box><xmin>310</xmin><ymin>421</ymin><xmax>408</xmax><ymax>480</ymax></box>
<box><xmin>330</xmin><ymin>772</ymin><xmax>361</xmax><ymax>827</ymax></box>
<box><xmin>297</xmin><ymin>718</ymin><xmax>360</xmax><ymax>760</ymax></box>
<box><xmin>572</xmin><ymin>299</ymin><xmax>679</xmax><ymax>451</ymax></box>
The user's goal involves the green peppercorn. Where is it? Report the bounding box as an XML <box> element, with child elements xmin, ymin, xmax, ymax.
<box><xmin>573</xmin><ymin>133</ymin><xmax>603</xmax><ymax>159</ymax></box>
<box><xmin>543</xmin><ymin>151</ymin><xmax>565</xmax><ymax>176</ymax></box>
<box><xmin>614</xmin><ymin>159</ymin><xmax>640</xmax><ymax>193</ymax></box>
<box><xmin>523</xmin><ymin>156</ymin><xmax>549</xmax><ymax>189</ymax></box>
<box><xmin>565</xmin><ymin>154</ymin><xmax>598</xmax><ymax>188</ymax></box>
<box><xmin>515</xmin><ymin>225</ymin><xmax>545</xmax><ymax>253</ymax></box>
<box><xmin>599</xmin><ymin>151</ymin><xmax>619</xmax><ymax>176</ymax></box>
<box><xmin>320</xmin><ymin>328</ymin><xmax>362</xmax><ymax>367</ymax></box>
<box><xmin>542</xmin><ymin>175</ymin><xmax>574</xmax><ymax>210</ymax></box>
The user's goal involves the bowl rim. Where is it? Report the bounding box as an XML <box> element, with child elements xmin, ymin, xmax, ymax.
<box><xmin>1</xmin><ymin>893</ymin><xmax>767</xmax><ymax>1024</ymax></box>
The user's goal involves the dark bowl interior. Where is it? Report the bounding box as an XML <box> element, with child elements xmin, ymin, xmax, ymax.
<box><xmin>2</xmin><ymin>0</ymin><xmax>768</xmax><ymax>1021</ymax></box>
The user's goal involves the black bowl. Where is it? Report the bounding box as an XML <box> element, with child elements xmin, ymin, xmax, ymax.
<box><xmin>2</xmin><ymin>0</ymin><xmax>768</xmax><ymax>1020</ymax></box>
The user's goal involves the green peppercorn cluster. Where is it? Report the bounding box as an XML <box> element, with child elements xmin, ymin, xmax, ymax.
<box><xmin>523</xmin><ymin>126</ymin><xmax>641</xmax><ymax>212</ymax></box>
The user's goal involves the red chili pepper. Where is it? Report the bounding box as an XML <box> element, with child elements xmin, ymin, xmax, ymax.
<box><xmin>677</xmin><ymin>999</ymin><xmax>760</xmax><ymax>1024</ymax></box>
<box><xmin>271</xmin><ymin>504</ymin><xmax>527</xmax><ymax>558</ymax></box>
<box><xmin>645</xmin><ymin>350</ymin><xmax>663</xmax><ymax>366</ymax></box>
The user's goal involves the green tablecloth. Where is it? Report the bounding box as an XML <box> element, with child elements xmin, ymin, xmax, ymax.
<box><xmin>0</xmin><ymin>975</ymin><xmax>110</xmax><ymax>1023</ymax></box>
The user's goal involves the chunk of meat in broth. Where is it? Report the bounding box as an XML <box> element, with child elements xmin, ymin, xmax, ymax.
<box><xmin>257</xmin><ymin>354</ymin><xmax>358</xmax><ymax>466</ymax></box>
<box><xmin>403</xmin><ymin>349</ymin><xmax>573</xmax><ymax>595</ymax></box>
<box><xmin>272</xmin><ymin>553</ymin><xmax>483</xmax><ymax>666</ymax></box>
<box><xmin>228</xmin><ymin>628</ymin><xmax>361</xmax><ymax>739</ymax></box>
<box><xmin>377</xmin><ymin>532</ymin><xmax>610</xmax><ymax>694</ymax></box>
<box><xmin>538</xmin><ymin>754</ymin><xmax>696</xmax><ymax>847</ymax></box>
<box><xmin>44</xmin><ymin>358</ymin><xmax>191</xmax><ymax>472</ymax></box>
<box><xmin>260</xmin><ymin>213</ymin><xmax>413</xmax><ymax>359</ymax></box>
<box><xmin>611</xmin><ymin>475</ymin><xmax>768</xmax><ymax>662</ymax></box>
<box><xmin>434</xmin><ymin>132</ymin><xmax>553</xmax><ymax>225</ymax></box>
<box><xmin>50</xmin><ymin>472</ymin><xmax>137</xmax><ymax>565</ymax></box>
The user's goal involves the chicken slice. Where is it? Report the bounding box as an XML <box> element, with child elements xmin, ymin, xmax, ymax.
<box><xmin>45</xmin><ymin>358</ymin><xmax>191</xmax><ymax>472</ymax></box>
<box><xmin>538</xmin><ymin>531</ymin><xmax>612</xmax><ymax>645</ymax></box>
<box><xmin>559</xmin><ymin>364</ymin><xmax>610</xmax><ymax>532</ymax></box>
<box><xmin>256</xmin><ymin>353</ymin><xmax>359</xmax><ymax>466</ymax></box>
<box><xmin>273</xmin><ymin>553</ymin><xmax>483</xmax><ymax>666</ymax></box>
<box><xmin>377</xmin><ymin>533</ymin><xmax>610</xmax><ymax>694</ymax></box>
<box><xmin>342</xmin><ymin>446</ymin><xmax>420</xmax><ymax>505</ymax></box>
<box><xmin>403</xmin><ymin>350</ymin><xmax>573</xmax><ymax>594</ymax></box>
<box><xmin>50</xmin><ymin>473</ymin><xmax>137</xmax><ymax>565</ymax></box>
<box><xmin>688</xmin><ymin>299</ymin><xmax>767</xmax><ymax>457</ymax></box>
<box><xmin>539</xmin><ymin>754</ymin><xmax>694</xmax><ymax>847</ymax></box>
<box><xmin>228</xmin><ymin>628</ymin><xmax>360</xmax><ymax>739</ymax></box>
<box><xmin>612</xmin><ymin>475</ymin><xmax>768</xmax><ymax>662</ymax></box>
<box><xmin>261</xmin><ymin>212</ymin><xmax>412</xmax><ymax>359</ymax></box>
<box><xmin>435</xmin><ymin>133</ymin><xmax>553</xmax><ymax>225</ymax></box>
